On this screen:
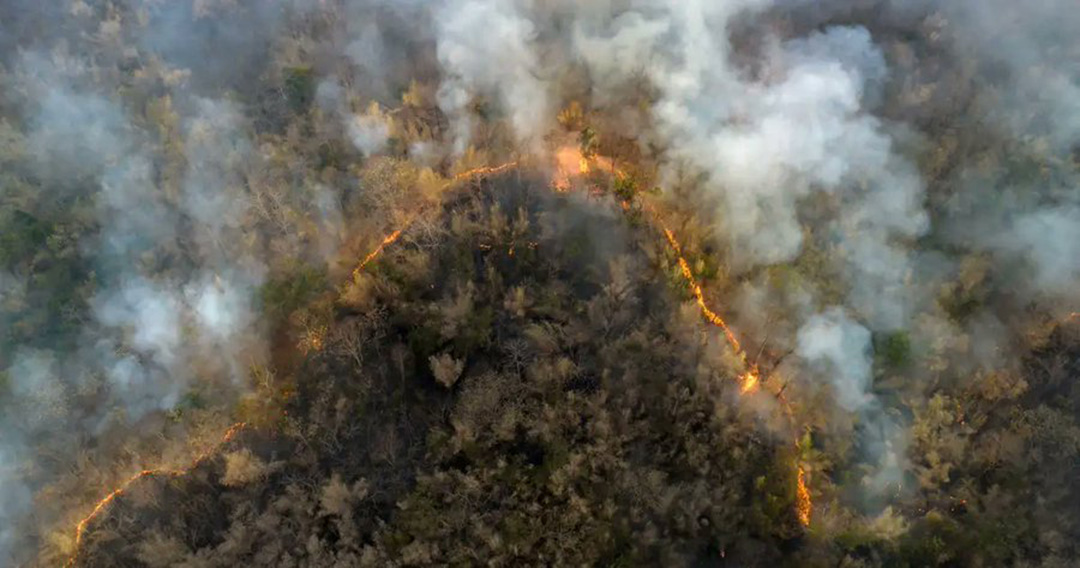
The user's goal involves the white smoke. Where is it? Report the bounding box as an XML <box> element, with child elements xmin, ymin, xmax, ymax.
<box><xmin>797</xmin><ymin>308</ymin><xmax>909</xmax><ymax>490</ymax></box>
<box><xmin>27</xmin><ymin>88</ymin><xmax>128</xmax><ymax>183</ymax></box>
<box><xmin>0</xmin><ymin>442</ymin><xmax>31</xmax><ymax>562</ymax></box>
<box><xmin>348</xmin><ymin>113</ymin><xmax>391</xmax><ymax>157</ymax></box>
<box><xmin>997</xmin><ymin>207</ymin><xmax>1080</xmax><ymax>302</ymax></box>
<box><xmin>0</xmin><ymin>51</ymin><xmax>269</xmax><ymax>563</ymax></box>
<box><xmin>944</xmin><ymin>0</ymin><xmax>1080</xmax><ymax>151</ymax></box>
<box><xmin>2</xmin><ymin>0</ymin><xmax>1078</xmax><ymax>560</ymax></box>
<box><xmin>435</xmin><ymin>0</ymin><xmax>551</xmax><ymax>153</ymax></box>
<box><xmin>572</xmin><ymin>7</ymin><xmax>928</xmax><ymax>331</ymax></box>
<box><xmin>797</xmin><ymin>308</ymin><xmax>873</xmax><ymax>412</ymax></box>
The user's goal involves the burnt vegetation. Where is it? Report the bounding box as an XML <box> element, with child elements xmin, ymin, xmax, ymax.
<box><xmin>74</xmin><ymin>178</ymin><xmax>800</xmax><ymax>566</ymax></box>
<box><xmin>2</xmin><ymin>1</ymin><xmax>1080</xmax><ymax>567</ymax></box>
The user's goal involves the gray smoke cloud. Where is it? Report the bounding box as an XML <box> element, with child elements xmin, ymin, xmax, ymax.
<box><xmin>0</xmin><ymin>44</ymin><xmax>268</xmax><ymax>565</ymax></box>
<box><xmin>27</xmin><ymin>89</ymin><xmax>128</xmax><ymax>184</ymax></box>
<box><xmin>435</xmin><ymin>0</ymin><xmax>551</xmax><ymax>153</ymax></box>
<box><xmin>943</xmin><ymin>0</ymin><xmax>1080</xmax><ymax>152</ymax></box>
<box><xmin>0</xmin><ymin>442</ymin><xmax>32</xmax><ymax>561</ymax></box>
<box><xmin>994</xmin><ymin>207</ymin><xmax>1080</xmax><ymax>303</ymax></box>
<box><xmin>797</xmin><ymin>308</ymin><xmax>874</xmax><ymax>413</ymax></box>
<box><xmin>2</xmin><ymin>0</ymin><xmax>1079</xmax><ymax>561</ymax></box>
<box><xmin>563</xmin><ymin>0</ymin><xmax>928</xmax><ymax>498</ymax></box>
<box><xmin>314</xmin><ymin>0</ymin><xmax>1077</xmax><ymax>507</ymax></box>
<box><xmin>348</xmin><ymin>112</ymin><xmax>392</xmax><ymax>157</ymax></box>
<box><xmin>571</xmin><ymin>4</ymin><xmax>927</xmax><ymax>328</ymax></box>
<box><xmin>931</xmin><ymin>0</ymin><xmax>1080</xmax><ymax>320</ymax></box>
<box><xmin>797</xmin><ymin>308</ymin><xmax>908</xmax><ymax>487</ymax></box>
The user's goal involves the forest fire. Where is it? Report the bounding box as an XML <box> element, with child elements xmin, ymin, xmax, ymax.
<box><xmin>796</xmin><ymin>466</ymin><xmax>812</xmax><ymax>527</ymax></box>
<box><xmin>353</xmin><ymin>161</ymin><xmax>524</xmax><ymax>279</ymax></box>
<box><xmin>662</xmin><ymin>228</ymin><xmax>745</xmax><ymax>355</ymax></box>
<box><xmin>9</xmin><ymin>0</ymin><xmax>1080</xmax><ymax>563</ymax></box>
<box><xmin>452</xmin><ymin>161</ymin><xmax>520</xmax><ymax>182</ymax></box>
<box><xmin>548</xmin><ymin>152</ymin><xmax>810</xmax><ymax>526</ymax></box>
<box><xmin>554</xmin><ymin>146</ymin><xmax>589</xmax><ymax>191</ymax></box>
<box><xmin>540</xmin><ymin>148</ymin><xmax>814</xmax><ymax>526</ymax></box>
<box><xmin>353</xmin><ymin>229</ymin><xmax>403</xmax><ymax>278</ymax></box>
<box><xmin>740</xmin><ymin>370</ymin><xmax>760</xmax><ymax>394</ymax></box>
<box><xmin>657</xmin><ymin>223</ymin><xmax>810</xmax><ymax>527</ymax></box>
<box><xmin>354</xmin><ymin>161</ymin><xmax>523</xmax><ymax>280</ymax></box>
<box><xmin>553</xmin><ymin>145</ymin><xmax>629</xmax><ymax>192</ymax></box>
<box><xmin>66</xmin><ymin>423</ymin><xmax>249</xmax><ymax>567</ymax></box>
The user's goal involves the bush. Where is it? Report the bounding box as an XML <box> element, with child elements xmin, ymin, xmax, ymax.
<box><xmin>260</xmin><ymin>263</ymin><xmax>328</xmax><ymax>320</ymax></box>
<box><xmin>877</xmin><ymin>331</ymin><xmax>912</xmax><ymax>369</ymax></box>
<box><xmin>283</xmin><ymin>66</ymin><xmax>316</xmax><ymax>113</ymax></box>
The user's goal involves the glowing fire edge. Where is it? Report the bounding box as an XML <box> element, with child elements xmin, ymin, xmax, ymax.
<box><xmin>68</xmin><ymin>156</ymin><xmax>813</xmax><ymax>566</ymax></box>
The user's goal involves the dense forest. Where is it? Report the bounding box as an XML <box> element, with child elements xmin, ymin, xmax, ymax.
<box><xmin>1</xmin><ymin>1</ymin><xmax>1079</xmax><ymax>566</ymax></box>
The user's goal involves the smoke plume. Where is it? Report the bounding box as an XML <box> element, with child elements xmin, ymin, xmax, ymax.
<box><xmin>1</xmin><ymin>0</ymin><xmax>1079</xmax><ymax>563</ymax></box>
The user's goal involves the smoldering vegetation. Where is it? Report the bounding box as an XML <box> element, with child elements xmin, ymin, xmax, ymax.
<box><xmin>0</xmin><ymin>0</ymin><xmax>1078</xmax><ymax>566</ymax></box>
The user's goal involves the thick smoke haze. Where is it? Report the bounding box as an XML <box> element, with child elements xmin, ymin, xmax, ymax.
<box><xmin>435</xmin><ymin>0</ymin><xmax>551</xmax><ymax>154</ymax></box>
<box><xmin>0</xmin><ymin>0</ymin><xmax>1078</xmax><ymax>564</ymax></box>
<box><xmin>409</xmin><ymin>0</ymin><xmax>1080</xmax><ymax>503</ymax></box>
<box><xmin>797</xmin><ymin>308</ymin><xmax>874</xmax><ymax>413</ymax></box>
<box><xmin>0</xmin><ymin>9</ymin><xmax>284</xmax><ymax>562</ymax></box>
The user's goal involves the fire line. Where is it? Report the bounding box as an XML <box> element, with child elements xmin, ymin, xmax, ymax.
<box><xmin>536</xmin><ymin>149</ymin><xmax>815</xmax><ymax>527</ymax></box>
<box><xmin>352</xmin><ymin>160</ymin><xmax>520</xmax><ymax>279</ymax></box>
<box><xmin>651</xmin><ymin>208</ymin><xmax>812</xmax><ymax>527</ymax></box>
<box><xmin>353</xmin><ymin>228</ymin><xmax>404</xmax><ymax>278</ymax></box>
<box><xmin>452</xmin><ymin>161</ymin><xmax>519</xmax><ymax>182</ymax></box>
<box><xmin>65</xmin><ymin>422</ymin><xmax>248</xmax><ymax>567</ymax></box>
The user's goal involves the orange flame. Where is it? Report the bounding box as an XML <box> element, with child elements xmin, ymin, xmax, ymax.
<box><xmin>657</xmin><ymin>219</ymin><xmax>811</xmax><ymax>526</ymax></box>
<box><xmin>353</xmin><ymin>229</ymin><xmax>403</xmax><ymax>278</ymax></box>
<box><xmin>66</xmin><ymin>422</ymin><xmax>248</xmax><ymax>567</ymax></box>
<box><xmin>352</xmin><ymin>161</ymin><xmax>520</xmax><ymax>279</ymax></box>
<box><xmin>662</xmin><ymin>228</ymin><xmax>744</xmax><ymax>355</ymax></box>
<box><xmin>452</xmin><ymin>161</ymin><xmax>519</xmax><ymax>182</ymax></box>
<box><xmin>553</xmin><ymin>145</ymin><xmax>628</xmax><ymax>192</ymax></box>
<box><xmin>554</xmin><ymin>146</ymin><xmax>587</xmax><ymax>191</ymax></box>
<box><xmin>298</xmin><ymin>325</ymin><xmax>327</xmax><ymax>354</ymax></box>
<box><xmin>796</xmin><ymin>465</ymin><xmax>812</xmax><ymax>526</ymax></box>
<box><xmin>740</xmin><ymin>370</ymin><xmax>760</xmax><ymax>394</ymax></box>
<box><xmin>451</xmin><ymin>155</ymin><xmax>815</xmax><ymax>527</ymax></box>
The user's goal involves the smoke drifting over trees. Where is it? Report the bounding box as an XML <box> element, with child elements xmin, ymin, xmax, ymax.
<box><xmin>1</xmin><ymin>0</ymin><xmax>1079</xmax><ymax>566</ymax></box>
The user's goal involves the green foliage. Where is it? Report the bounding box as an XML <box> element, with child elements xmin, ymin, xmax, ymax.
<box><xmin>834</xmin><ymin>526</ymin><xmax>898</xmax><ymax>565</ymax></box>
<box><xmin>0</xmin><ymin>210</ymin><xmax>50</xmax><ymax>267</ymax></box>
<box><xmin>283</xmin><ymin>66</ymin><xmax>316</xmax><ymax>113</ymax></box>
<box><xmin>259</xmin><ymin>262</ymin><xmax>328</xmax><ymax>320</ymax></box>
<box><xmin>612</xmin><ymin>174</ymin><xmax>637</xmax><ymax>202</ymax></box>
<box><xmin>451</xmin><ymin>303</ymin><xmax>493</xmax><ymax>356</ymax></box>
<box><xmin>579</xmin><ymin>126</ymin><xmax>599</xmax><ymax>158</ymax></box>
<box><xmin>940</xmin><ymin>289</ymin><xmax>981</xmax><ymax>322</ymax></box>
<box><xmin>876</xmin><ymin>331</ymin><xmax>912</xmax><ymax>369</ymax></box>
<box><xmin>896</xmin><ymin>514</ymin><xmax>966</xmax><ymax>567</ymax></box>
<box><xmin>166</xmin><ymin>391</ymin><xmax>208</xmax><ymax>421</ymax></box>
<box><xmin>315</xmin><ymin>140</ymin><xmax>349</xmax><ymax>171</ymax></box>
<box><xmin>408</xmin><ymin>318</ymin><xmax>443</xmax><ymax>362</ymax></box>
